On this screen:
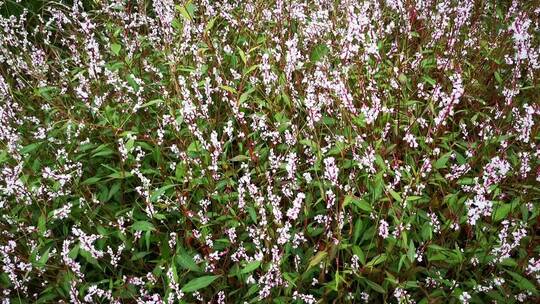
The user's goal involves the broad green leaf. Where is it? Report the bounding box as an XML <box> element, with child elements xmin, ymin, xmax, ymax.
<box><xmin>81</xmin><ymin>176</ymin><xmax>101</xmax><ymax>185</ymax></box>
<box><xmin>150</xmin><ymin>184</ymin><xmax>176</xmax><ymax>202</ymax></box>
<box><xmin>132</xmin><ymin>221</ymin><xmax>155</xmax><ymax>232</ymax></box>
<box><xmin>366</xmin><ymin>254</ymin><xmax>387</xmax><ymax>268</ymax></box>
<box><xmin>505</xmin><ymin>270</ymin><xmax>538</xmax><ymax>294</ymax></box>
<box><xmin>176</xmin><ymin>253</ymin><xmax>201</xmax><ymax>272</ymax></box>
<box><xmin>493</xmin><ymin>202</ymin><xmax>512</xmax><ymax>222</ymax></box>
<box><xmin>388</xmin><ymin>189</ymin><xmax>402</xmax><ymax>203</ymax></box>
<box><xmin>230</xmin><ymin>155</ymin><xmax>250</xmax><ymax>162</ymax></box>
<box><xmin>111</xmin><ymin>43</ymin><xmax>121</xmax><ymax>55</ymax></box>
<box><xmin>240</xmin><ymin>260</ymin><xmax>261</xmax><ymax>274</ymax></box>
<box><xmin>310</xmin><ymin>44</ymin><xmax>329</xmax><ymax>62</ymax></box>
<box><xmin>181</xmin><ymin>275</ymin><xmax>220</xmax><ymax>293</ymax></box>
<box><xmin>307</xmin><ymin>251</ymin><xmax>327</xmax><ymax>270</ymax></box>
<box><xmin>435</xmin><ymin>152</ymin><xmax>451</xmax><ymax>169</ymax></box>
<box><xmin>365</xmin><ymin>279</ymin><xmax>386</xmax><ymax>294</ymax></box>
<box><xmin>141</xmin><ymin>99</ymin><xmax>163</xmax><ymax>108</ymax></box>
<box><xmin>220</xmin><ymin>85</ymin><xmax>237</xmax><ymax>94</ymax></box>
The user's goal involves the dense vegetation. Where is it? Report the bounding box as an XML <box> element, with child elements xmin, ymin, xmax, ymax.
<box><xmin>0</xmin><ymin>0</ymin><xmax>539</xmax><ymax>303</ymax></box>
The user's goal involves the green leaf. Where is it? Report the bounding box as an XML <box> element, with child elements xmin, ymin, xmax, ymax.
<box><xmin>353</xmin><ymin>198</ymin><xmax>372</xmax><ymax>212</ymax></box>
<box><xmin>407</xmin><ymin>241</ymin><xmax>416</xmax><ymax>263</ymax></box>
<box><xmin>111</xmin><ymin>43</ymin><xmax>121</xmax><ymax>56</ymax></box>
<box><xmin>20</xmin><ymin>142</ymin><xmax>41</xmax><ymax>154</ymax></box>
<box><xmin>239</xmin><ymin>87</ymin><xmax>255</xmax><ymax>104</ymax></box>
<box><xmin>220</xmin><ymin>85</ymin><xmax>237</xmax><ymax>94</ymax></box>
<box><xmin>237</xmin><ymin>47</ymin><xmax>247</xmax><ymax>65</ymax></box>
<box><xmin>435</xmin><ymin>152</ymin><xmax>451</xmax><ymax>169</ymax></box>
<box><xmin>176</xmin><ymin>253</ymin><xmax>201</xmax><ymax>272</ymax></box>
<box><xmin>388</xmin><ymin>189</ymin><xmax>402</xmax><ymax>203</ymax></box>
<box><xmin>92</xmin><ymin>146</ymin><xmax>115</xmax><ymax>157</ymax></box>
<box><xmin>181</xmin><ymin>275</ymin><xmax>220</xmax><ymax>293</ymax></box>
<box><xmin>141</xmin><ymin>99</ymin><xmax>163</xmax><ymax>108</ymax></box>
<box><xmin>243</xmin><ymin>64</ymin><xmax>259</xmax><ymax>76</ymax></box>
<box><xmin>81</xmin><ymin>176</ymin><xmax>101</xmax><ymax>185</ymax></box>
<box><xmin>230</xmin><ymin>155</ymin><xmax>250</xmax><ymax>162</ymax></box>
<box><xmin>240</xmin><ymin>260</ymin><xmax>261</xmax><ymax>274</ymax></box>
<box><xmin>131</xmin><ymin>221</ymin><xmax>155</xmax><ymax>232</ymax></box>
<box><xmin>177</xmin><ymin>4</ymin><xmax>193</xmax><ymax>21</ymax></box>
<box><xmin>107</xmin><ymin>171</ymin><xmax>133</xmax><ymax>179</ymax></box>
<box><xmin>422</xmin><ymin>75</ymin><xmax>436</xmax><ymax>86</ymax></box>
<box><xmin>505</xmin><ymin>270</ymin><xmax>538</xmax><ymax>294</ymax></box>
<box><xmin>366</xmin><ymin>254</ymin><xmax>387</xmax><ymax>268</ymax></box>
<box><xmin>107</xmin><ymin>182</ymin><xmax>121</xmax><ymax>201</ymax></box>
<box><xmin>131</xmin><ymin>251</ymin><xmax>151</xmax><ymax>261</ymax></box>
<box><xmin>344</xmin><ymin>195</ymin><xmax>372</xmax><ymax>212</ymax></box>
<box><xmin>36</xmin><ymin>247</ymin><xmax>51</xmax><ymax>268</ymax></box>
<box><xmin>150</xmin><ymin>184</ymin><xmax>176</xmax><ymax>202</ymax></box>
<box><xmin>310</xmin><ymin>44</ymin><xmax>329</xmax><ymax>62</ymax></box>
<box><xmin>247</xmin><ymin>206</ymin><xmax>257</xmax><ymax>223</ymax></box>
<box><xmin>353</xmin><ymin>219</ymin><xmax>364</xmax><ymax>244</ymax></box>
<box><xmin>205</xmin><ymin>17</ymin><xmax>217</xmax><ymax>33</ymax></box>
<box><xmin>38</xmin><ymin>214</ymin><xmax>46</xmax><ymax>235</ymax></box>
<box><xmin>365</xmin><ymin>279</ymin><xmax>386</xmax><ymax>294</ymax></box>
<box><xmin>493</xmin><ymin>202</ymin><xmax>512</xmax><ymax>222</ymax></box>
<box><xmin>307</xmin><ymin>251</ymin><xmax>327</xmax><ymax>270</ymax></box>
<box><xmin>398</xmin><ymin>73</ymin><xmax>408</xmax><ymax>84</ymax></box>
<box><xmin>494</xmin><ymin>71</ymin><xmax>503</xmax><ymax>84</ymax></box>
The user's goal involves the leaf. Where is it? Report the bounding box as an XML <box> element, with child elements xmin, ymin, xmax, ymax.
<box><xmin>181</xmin><ymin>275</ymin><xmax>220</xmax><ymax>293</ymax></box>
<box><xmin>310</xmin><ymin>44</ymin><xmax>329</xmax><ymax>62</ymax></box>
<box><xmin>307</xmin><ymin>251</ymin><xmax>327</xmax><ymax>270</ymax></box>
<box><xmin>352</xmin><ymin>219</ymin><xmax>364</xmax><ymax>244</ymax></box>
<box><xmin>92</xmin><ymin>147</ymin><xmax>115</xmax><ymax>157</ymax></box>
<box><xmin>107</xmin><ymin>171</ymin><xmax>133</xmax><ymax>179</ymax></box>
<box><xmin>36</xmin><ymin>247</ymin><xmax>51</xmax><ymax>268</ymax></box>
<box><xmin>141</xmin><ymin>99</ymin><xmax>163</xmax><ymax>108</ymax></box>
<box><xmin>365</xmin><ymin>279</ymin><xmax>386</xmax><ymax>294</ymax></box>
<box><xmin>230</xmin><ymin>155</ymin><xmax>250</xmax><ymax>162</ymax></box>
<box><xmin>282</xmin><ymin>272</ymin><xmax>297</xmax><ymax>287</ymax></box>
<box><xmin>20</xmin><ymin>142</ymin><xmax>41</xmax><ymax>154</ymax></box>
<box><xmin>239</xmin><ymin>87</ymin><xmax>255</xmax><ymax>104</ymax></box>
<box><xmin>398</xmin><ymin>73</ymin><xmax>408</xmax><ymax>84</ymax></box>
<box><xmin>240</xmin><ymin>260</ymin><xmax>261</xmax><ymax>274</ymax></box>
<box><xmin>505</xmin><ymin>270</ymin><xmax>538</xmax><ymax>294</ymax></box>
<box><xmin>247</xmin><ymin>206</ymin><xmax>257</xmax><ymax>223</ymax></box>
<box><xmin>81</xmin><ymin>176</ymin><xmax>101</xmax><ymax>185</ymax></box>
<box><xmin>366</xmin><ymin>254</ymin><xmax>387</xmax><ymax>268</ymax></box>
<box><xmin>79</xmin><ymin>249</ymin><xmax>101</xmax><ymax>268</ymax></box>
<box><xmin>177</xmin><ymin>4</ymin><xmax>193</xmax><ymax>21</ymax></box>
<box><xmin>388</xmin><ymin>188</ymin><xmax>402</xmax><ymax>203</ymax></box>
<box><xmin>243</xmin><ymin>64</ymin><xmax>259</xmax><ymax>76</ymax></box>
<box><xmin>38</xmin><ymin>214</ymin><xmax>46</xmax><ymax>235</ymax></box>
<box><xmin>107</xmin><ymin>182</ymin><xmax>121</xmax><ymax>201</ymax></box>
<box><xmin>407</xmin><ymin>241</ymin><xmax>416</xmax><ymax>263</ymax></box>
<box><xmin>176</xmin><ymin>253</ymin><xmax>201</xmax><ymax>272</ymax></box>
<box><xmin>406</xmin><ymin>196</ymin><xmax>422</xmax><ymax>201</ymax></box>
<box><xmin>220</xmin><ymin>85</ymin><xmax>237</xmax><ymax>94</ymax></box>
<box><xmin>131</xmin><ymin>221</ymin><xmax>155</xmax><ymax>232</ymax></box>
<box><xmin>111</xmin><ymin>43</ymin><xmax>121</xmax><ymax>56</ymax></box>
<box><xmin>435</xmin><ymin>152</ymin><xmax>451</xmax><ymax>169</ymax></box>
<box><xmin>494</xmin><ymin>71</ymin><xmax>503</xmax><ymax>84</ymax></box>
<box><xmin>422</xmin><ymin>75</ymin><xmax>436</xmax><ymax>86</ymax></box>
<box><xmin>493</xmin><ymin>202</ymin><xmax>512</xmax><ymax>222</ymax></box>
<box><xmin>237</xmin><ymin>47</ymin><xmax>247</xmax><ymax>65</ymax></box>
<box><xmin>150</xmin><ymin>184</ymin><xmax>176</xmax><ymax>202</ymax></box>
<box><xmin>344</xmin><ymin>195</ymin><xmax>372</xmax><ymax>212</ymax></box>
<box><xmin>131</xmin><ymin>251</ymin><xmax>151</xmax><ymax>261</ymax></box>
<box><xmin>205</xmin><ymin>17</ymin><xmax>216</xmax><ymax>33</ymax></box>
<box><xmin>353</xmin><ymin>199</ymin><xmax>372</xmax><ymax>212</ymax></box>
